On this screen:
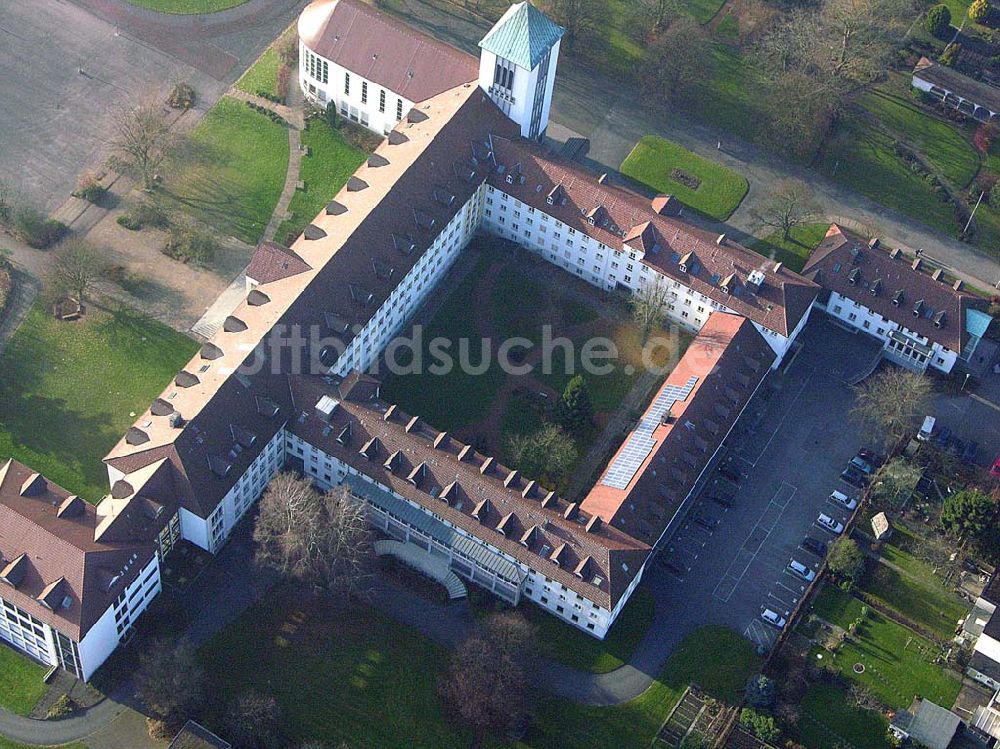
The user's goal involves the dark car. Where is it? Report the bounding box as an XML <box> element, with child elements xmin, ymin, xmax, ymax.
<box><xmin>857</xmin><ymin>448</ymin><xmax>878</xmax><ymax>464</ymax></box>
<box><xmin>802</xmin><ymin>537</ymin><xmax>828</xmax><ymax>556</ymax></box>
<box><xmin>933</xmin><ymin>426</ymin><xmax>952</xmax><ymax>448</ymax></box>
<box><xmin>718</xmin><ymin>464</ymin><xmax>742</xmax><ymax>483</ymax></box>
<box><xmin>963</xmin><ymin>441</ymin><xmax>979</xmax><ymax>463</ymax></box>
<box><xmin>662</xmin><ymin>559</ymin><xmax>686</xmax><ymax>576</ymax></box>
<box><xmin>849</xmin><ymin>455</ymin><xmax>874</xmax><ymax>475</ymax></box>
<box><xmin>707</xmin><ymin>494</ymin><xmax>733</xmax><ymax>508</ymax></box>
<box><xmin>841</xmin><ymin>466</ymin><xmax>869</xmax><ymax>488</ymax></box>
<box><xmin>947</xmin><ymin>437</ymin><xmax>966</xmax><ymax>457</ymax></box>
<box><xmin>693</xmin><ymin>513</ymin><xmax>719</xmax><ymax>530</ymax></box>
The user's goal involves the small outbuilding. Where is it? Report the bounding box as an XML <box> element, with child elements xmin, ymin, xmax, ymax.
<box><xmin>890</xmin><ymin>698</ymin><xmax>962</xmax><ymax>749</ymax></box>
<box><xmin>871</xmin><ymin>511</ymin><xmax>892</xmax><ymax>542</ymax></box>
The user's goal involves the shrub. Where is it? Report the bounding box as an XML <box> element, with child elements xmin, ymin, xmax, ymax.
<box><xmin>990</xmin><ymin>180</ymin><xmax>1000</xmax><ymax>208</ymax></box>
<box><xmin>167</xmin><ymin>82</ymin><xmax>195</xmax><ymax>110</ymax></box>
<box><xmin>0</xmin><ymin>260</ymin><xmax>12</xmax><ymax>320</ymax></box>
<box><xmin>46</xmin><ymin>694</ymin><xmax>79</xmax><ymax>719</ymax></box>
<box><xmin>970</xmin><ymin>0</ymin><xmax>990</xmax><ymax>23</ymax></box>
<box><xmin>740</xmin><ymin>708</ymin><xmax>781</xmax><ymax>743</ymax></box>
<box><xmin>941</xmin><ymin>42</ymin><xmax>961</xmax><ymax>66</ymax></box>
<box><xmin>325</xmin><ymin>101</ymin><xmax>340</xmax><ymax>130</ymax></box>
<box><xmin>72</xmin><ymin>172</ymin><xmax>106</xmax><ymax>203</ymax></box>
<box><xmin>121</xmin><ymin>199</ymin><xmax>170</xmax><ymax>231</ymax></box>
<box><xmin>163</xmin><ymin>225</ymin><xmax>218</xmax><ymax>264</ymax></box>
<box><xmin>117</xmin><ymin>214</ymin><xmax>141</xmax><ymax>231</ymax></box>
<box><xmin>14</xmin><ymin>207</ymin><xmax>66</xmax><ymax>249</ymax></box>
<box><xmin>926</xmin><ymin>4</ymin><xmax>952</xmax><ymax>36</ymax></box>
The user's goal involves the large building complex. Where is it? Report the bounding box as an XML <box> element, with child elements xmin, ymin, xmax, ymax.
<box><xmin>0</xmin><ymin>0</ymin><xmax>989</xmax><ymax>679</ymax></box>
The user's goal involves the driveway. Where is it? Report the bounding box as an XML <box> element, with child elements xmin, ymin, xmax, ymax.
<box><xmin>0</xmin><ymin>0</ymin><xmax>304</xmax><ymax>213</ymax></box>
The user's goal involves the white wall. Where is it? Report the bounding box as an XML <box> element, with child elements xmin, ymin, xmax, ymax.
<box><xmin>479</xmin><ymin>41</ymin><xmax>560</xmax><ymax>140</ymax></box>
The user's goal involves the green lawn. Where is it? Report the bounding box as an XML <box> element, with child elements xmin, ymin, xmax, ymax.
<box><xmin>235</xmin><ymin>47</ymin><xmax>280</xmax><ymax>99</ymax></box>
<box><xmin>274</xmin><ymin>119</ymin><xmax>368</xmax><ymax>245</ymax></box>
<box><xmin>810</xmin><ymin>587</ymin><xmax>960</xmax><ymax>709</ymax></box>
<box><xmin>0</xmin><ymin>645</ymin><xmax>47</xmax><ymax>716</ymax></box>
<box><xmin>0</xmin><ymin>741</ymin><xmax>85</xmax><ymax>749</ymax></box>
<box><xmin>162</xmin><ymin>96</ymin><xmax>289</xmax><ymax>244</ymax></box>
<box><xmin>795</xmin><ymin>683</ymin><xmax>892</xmax><ymax>749</ymax></box>
<box><xmin>620</xmin><ymin>135</ymin><xmax>749</xmax><ymax>220</ymax></box>
<box><xmin>523</xmin><ymin>589</ymin><xmax>655</xmax><ymax>674</ymax></box>
<box><xmin>0</xmin><ymin>304</ymin><xmax>199</xmax><ymax>501</ymax></box>
<box><xmin>858</xmin><ymin>562</ymin><xmax>968</xmax><ymax>641</ymax></box>
<box><xmin>684</xmin><ymin>0</ymin><xmax>728</xmax><ymax>23</ymax></box>
<box><xmin>124</xmin><ymin>0</ymin><xmax>246</xmax><ymax>12</ymax></box>
<box><xmin>199</xmin><ymin>585</ymin><xmax>484</xmax><ymax>749</ymax></box>
<box><xmin>518</xmin><ymin>625</ymin><xmax>760</xmax><ymax>749</ymax></box>
<box><xmin>748</xmin><ymin>223</ymin><xmax>829</xmax><ymax>273</ymax></box>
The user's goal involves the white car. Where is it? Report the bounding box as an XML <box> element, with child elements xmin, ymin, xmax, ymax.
<box><xmin>761</xmin><ymin>608</ymin><xmax>786</xmax><ymax>629</ymax></box>
<box><xmin>829</xmin><ymin>490</ymin><xmax>858</xmax><ymax>510</ymax></box>
<box><xmin>788</xmin><ymin>559</ymin><xmax>816</xmax><ymax>582</ymax></box>
<box><xmin>817</xmin><ymin>513</ymin><xmax>844</xmax><ymax>534</ymax></box>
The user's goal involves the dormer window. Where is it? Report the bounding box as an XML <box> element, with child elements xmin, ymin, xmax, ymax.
<box><xmin>913</xmin><ymin>299</ymin><xmax>924</xmax><ymax>317</ymax></box>
<box><xmin>848</xmin><ymin>267</ymin><xmax>860</xmax><ymax>286</ymax></box>
<box><xmin>506</xmin><ymin>173</ymin><xmax>514</xmax><ymax>185</ymax></box>
<box><xmin>546</xmin><ymin>195</ymin><xmax>554</xmax><ymax>205</ymax></box>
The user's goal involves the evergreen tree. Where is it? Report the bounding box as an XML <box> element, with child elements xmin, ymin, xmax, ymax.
<box><xmin>554</xmin><ymin>375</ymin><xmax>592</xmax><ymax>433</ymax></box>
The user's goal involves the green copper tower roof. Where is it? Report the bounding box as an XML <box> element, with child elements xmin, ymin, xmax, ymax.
<box><xmin>479</xmin><ymin>2</ymin><xmax>565</xmax><ymax>70</ymax></box>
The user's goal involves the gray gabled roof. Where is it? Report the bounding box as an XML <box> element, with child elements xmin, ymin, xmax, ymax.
<box><xmin>479</xmin><ymin>2</ymin><xmax>564</xmax><ymax>70</ymax></box>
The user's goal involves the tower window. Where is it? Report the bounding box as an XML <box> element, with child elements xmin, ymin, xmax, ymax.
<box><xmin>396</xmin><ymin>98</ymin><xmax>404</xmax><ymax>120</ymax></box>
<box><xmin>344</xmin><ymin>72</ymin><xmax>350</xmax><ymax>95</ymax></box>
<box><xmin>361</xmin><ymin>81</ymin><xmax>368</xmax><ymax>104</ymax></box>
<box><xmin>379</xmin><ymin>89</ymin><xmax>386</xmax><ymax>113</ymax></box>
<box><xmin>493</xmin><ymin>58</ymin><xmax>515</xmax><ymax>92</ymax></box>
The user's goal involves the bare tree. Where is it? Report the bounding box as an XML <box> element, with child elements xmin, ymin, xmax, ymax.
<box><xmin>752</xmin><ymin>180</ymin><xmax>819</xmax><ymax>240</ymax></box>
<box><xmin>822</xmin><ymin>0</ymin><xmax>911</xmax><ymax>84</ymax></box>
<box><xmin>506</xmin><ymin>423</ymin><xmax>578</xmax><ymax>486</ymax></box>
<box><xmin>225</xmin><ymin>690</ymin><xmax>281</xmax><ymax>749</ymax></box>
<box><xmin>643</xmin><ymin>17</ymin><xmax>711</xmax><ymax>104</ymax></box>
<box><xmin>135</xmin><ymin>637</ymin><xmax>206</xmax><ymax>727</ymax></box>
<box><xmin>111</xmin><ymin>103</ymin><xmax>173</xmax><ymax>190</ymax></box>
<box><xmin>253</xmin><ymin>473</ymin><xmax>372</xmax><ymax>599</ymax></box>
<box><xmin>545</xmin><ymin>0</ymin><xmax>609</xmax><ymax>49</ymax></box>
<box><xmin>634</xmin><ymin>0</ymin><xmax>681</xmax><ymax>33</ymax></box>
<box><xmin>852</xmin><ymin>367</ymin><xmax>932</xmax><ymax>449</ymax></box>
<box><xmin>631</xmin><ymin>278</ymin><xmax>671</xmax><ymax>339</ymax></box>
<box><xmin>439</xmin><ymin>611</ymin><xmax>536</xmax><ymax>747</ymax></box>
<box><xmin>48</xmin><ymin>239</ymin><xmax>105</xmax><ymax>307</ymax></box>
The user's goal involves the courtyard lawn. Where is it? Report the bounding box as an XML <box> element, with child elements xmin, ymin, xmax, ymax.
<box><xmin>124</xmin><ymin>0</ymin><xmax>246</xmax><ymax>12</ymax></box>
<box><xmin>810</xmin><ymin>587</ymin><xmax>960</xmax><ymax>709</ymax></box>
<box><xmin>0</xmin><ymin>304</ymin><xmax>199</xmax><ymax>502</ymax></box>
<box><xmin>795</xmin><ymin>683</ymin><xmax>892</xmax><ymax>749</ymax></box>
<box><xmin>0</xmin><ymin>645</ymin><xmax>47</xmax><ymax>716</ymax></box>
<box><xmin>235</xmin><ymin>47</ymin><xmax>281</xmax><ymax>100</ymax></box>
<box><xmin>162</xmin><ymin>96</ymin><xmax>289</xmax><ymax>244</ymax></box>
<box><xmin>274</xmin><ymin>119</ymin><xmax>368</xmax><ymax>245</ymax></box>
<box><xmin>518</xmin><ymin>625</ymin><xmax>760</xmax><ymax>749</ymax></box>
<box><xmin>620</xmin><ymin>136</ymin><xmax>749</xmax><ymax>220</ymax></box>
<box><xmin>747</xmin><ymin>223</ymin><xmax>829</xmax><ymax>274</ymax></box>
<box><xmin>858</xmin><ymin>562</ymin><xmax>968</xmax><ymax>641</ymax></box>
<box><xmin>524</xmin><ymin>589</ymin><xmax>655</xmax><ymax>674</ymax></box>
<box><xmin>198</xmin><ymin>585</ymin><xmax>479</xmax><ymax>749</ymax></box>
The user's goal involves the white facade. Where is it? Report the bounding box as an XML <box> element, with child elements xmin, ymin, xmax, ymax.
<box><xmin>479</xmin><ymin>39</ymin><xmax>560</xmax><ymax>141</ymax></box>
<box><xmin>300</xmin><ymin>43</ymin><xmax>413</xmax><ymax>135</ymax></box>
<box><xmin>817</xmin><ymin>290</ymin><xmax>958</xmax><ymax>373</ymax></box>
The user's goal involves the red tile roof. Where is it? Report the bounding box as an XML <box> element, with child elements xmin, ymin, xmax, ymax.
<box><xmin>581</xmin><ymin>313</ymin><xmax>773</xmax><ymax>545</ymax></box>
<box><xmin>0</xmin><ymin>460</ymin><xmax>158</xmax><ymax>640</ymax></box>
<box><xmin>298</xmin><ymin>0</ymin><xmax>480</xmax><ymax>104</ymax></box>
<box><xmin>485</xmin><ymin>136</ymin><xmax>819</xmax><ymax>337</ymax></box>
<box><xmin>802</xmin><ymin>224</ymin><xmax>978</xmax><ymax>352</ymax></box>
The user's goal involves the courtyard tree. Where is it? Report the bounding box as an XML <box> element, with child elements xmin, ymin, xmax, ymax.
<box><xmin>925</xmin><ymin>3</ymin><xmax>952</xmax><ymax>36</ymax></box>
<box><xmin>644</xmin><ymin>17</ymin><xmax>711</xmax><ymax>104</ymax></box>
<box><xmin>970</xmin><ymin>0</ymin><xmax>990</xmax><ymax>23</ymax></box>
<box><xmin>752</xmin><ymin>179</ymin><xmax>819</xmax><ymax>240</ymax></box>
<box><xmin>545</xmin><ymin>0</ymin><xmax>609</xmax><ymax>50</ymax></box>
<box><xmin>745</xmin><ymin>674</ymin><xmax>776</xmax><ymax>709</ymax></box>
<box><xmin>135</xmin><ymin>637</ymin><xmax>206</xmax><ymax>728</ymax></box>
<box><xmin>827</xmin><ymin>537</ymin><xmax>866</xmax><ymax>587</ymax></box>
<box><xmin>631</xmin><ymin>278</ymin><xmax>671</xmax><ymax>341</ymax></box>
<box><xmin>506</xmin><ymin>423</ymin><xmax>578</xmax><ymax>486</ymax></box>
<box><xmin>439</xmin><ymin>610</ymin><xmax>536</xmax><ymax>747</ymax></box>
<box><xmin>253</xmin><ymin>473</ymin><xmax>372</xmax><ymax>600</ymax></box>
<box><xmin>870</xmin><ymin>457</ymin><xmax>922</xmax><ymax>510</ymax></box>
<box><xmin>554</xmin><ymin>375</ymin><xmax>593</xmax><ymax>433</ymax></box>
<box><xmin>111</xmin><ymin>102</ymin><xmax>174</xmax><ymax>190</ymax></box>
<box><xmin>224</xmin><ymin>690</ymin><xmax>281</xmax><ymax>749</ymax></box>
<box><xmin>852</xmin><ymin>367</ymin><xmax>932</xmax><ymax>449</ymax></box>
<box><xmin>821</xmin><ymin>0</ymin><xmax>912</xmax><ymax>85</ymax></box>
<box><xmin>47</xmin><ymin>239</ymin><xmax>106</xmax><ymax>308</ymax></box>
<box><xmin>940</xmin><ymin>489</ymin><xmax>996</xmax><ymax>545</ymax></box>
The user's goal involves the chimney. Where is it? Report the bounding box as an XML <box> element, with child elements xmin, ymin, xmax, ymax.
<box><xmin>953</xmin><ymin>278</ymin><xmax>963</xmax><ymax>291</ymax></box>
<box><xmin>315</xmin><ymin>396</ymin><xmax>339</xmax><ymax>423</ymax></box>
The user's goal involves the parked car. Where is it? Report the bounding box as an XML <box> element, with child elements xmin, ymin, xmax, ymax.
<box><xmin>857</xmin><ymin>448</ymin><xmax>878</xmax><ymax>464</ymax></box>
<box><xmin>817</xmin><ymin>513</ymin><xmax>844</xmax><ymax>534</ymax></box>
<box><xmin>962</xmin><ymin>441</ymin><xmax>978</xmax><ymax>464</ymax></box>
<box><xmin>849</xmin><ymin>455</ymin><xmax>874</xmax><ymax>475</ymax></box>
<box><xmin>707</xmin><ymin>494</ymin><xmax>733</xmax><ymax>508</ymax></box>
<box><xmin>761</xmin><ymin>608</ymin><xmax>786</xmax><ymax>629</ymax></box>
<box><xmin>991</xmin><ymin>456</ymin><xmax>1000</xmax><ymax>478</ymax></box>
<box><xmin>947</xmin><ymin>437</ymin><xmax>966</xmax><ymax>457</ymax></box>
<box><xmin>663</xmin><ymin>559</ymin><xmax>686</xmax><ymax>576</ymax></box>
<box><xmin>829</xmin><ymin>489</ymin><xmax>858</xmax><ymax>510</ymax></box>
<box><xmin>918</xmin><ymin>415</ymin><xmax>936</xmax><ymax>442</ymax></box>
<box><xmin>788</xmin><ymin>559</ymin><xmax>816</xmax><ymax>582</ymax></box>
<box><xmin>840</xmin><ymin>466</ymin><xmax>868</xmax><ymax>488</ymax></box>
<box><xmin>693</xmin><ymin>513</ymin><xmax>719</xmax><ymax>530</ymax></box>
<box><xmin>933</xmin><ymin>426</ymin><xmax>952</xmax><ymax>448</ymax></box>
<box><xmin>802</xmin><ymin>537</ymin><xmax>828</xmax><ymax>556</ymax></box>
<box><xmin>718</xmin><ymin>464</ymin><xmax>742</xmax><ymax>483</ymax></box>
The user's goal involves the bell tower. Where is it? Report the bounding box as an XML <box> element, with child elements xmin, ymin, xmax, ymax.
<box><xmin>478</xmin><ymin>2</ymin><xmax>564</xmax><ymax>141</ymax></box>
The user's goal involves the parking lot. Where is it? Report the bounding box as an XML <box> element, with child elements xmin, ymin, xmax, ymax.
<box><xmin>643</xmin><ymin>316</ymin><xmax>880</xmax><ymax>653</ymax></box>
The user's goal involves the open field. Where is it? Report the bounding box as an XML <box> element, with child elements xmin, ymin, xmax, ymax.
<box><xmin>517</xmin><ymin>625</ymin><xmax>761</xmax><ymax>749</ymax></box>
<box><xmin>124</xmin><ymin>0</ymin><xmax>247</xmax><ymax>12</ymax></box>
<box><xmin>0</xmin><ymin>304</ymin><xmax>198</xmax><ymax>501</ymax></box>
<box><xmin>162</xmin><ymin>96</ymin><xmax>289</xmax><ymax>244</ymax></box>
<box><xmin>0</xmin><ymin>645</ymin><xmax>47</xmax><ymax>716</ymax></box>
<box><xmin>858</xmin><ymin>562</ymin><xmax>968</xmax><ymax>641</ymax></box>
<box><xmin>810</xmin><ymin>586</ymin><xmax>960</xmax><ymax>709</ymax></box>
<box><xmin>620</xmin><ymin>135</ymin><xmax>749</xmax><ymax>220</ymax></box>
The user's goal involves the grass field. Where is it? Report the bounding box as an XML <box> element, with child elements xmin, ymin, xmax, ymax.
<box><xmin>518</xmin><ymin>625</ymin><xmax>760</xmax><ymax>749</ymax></box>
<box><xmin>235</xmin><ymin>47</ymin><xmax>281</xmax><ymax>99</ymax></box>
<box><xmin>525</xmin><ymin>589</ymin><xmax>655</xmax><ymax>674</ymax></box>
<box><xmin>274</xmin><ymin>119</ymin><xmax>368</xmax><ymax>244</ymax></box>
<box><xmin>124</xmin><ymin>0</ymin><xmax>246</xmax><ymax>12</ymax></box>
<box><xmin>620</xmin><ymin>136</ymin><xmax>749</xmax><ymax>220</ymax></box>
<box><xmin>748</xmin><ymin>223</ymin><xmax>829</xmax><ymax>273</ymax></box>
<box><xmin>0</xmin><ymin>304</ymin><xmax>198</xmax><ymax>501</ymax></box>
<box><xmin>796</xmin><ymin>683</ymin><xmax>892</xmax><ymax>749</ymax></box>
<box><xmin>858</xmin><ymin>562</ymin><xmax>968</xmax><ymax>641</ymax></box>
<box><xmin>0</xmin><ymin>645</ymin><xmax>47</xmax><ymax>716</ymax></box>
<box><xmin>162</xmin><ymin>96</ymin><xmax>289</xmax><ymax>244</ymax></box>
<box><xmin>810</xmin><ymin>587</ymin><xmax>960</xmax><ymax>709</ymax></box>
<box><xmin>200</xmin><ymin>585</ymin><xmax>484</xmax><ymax>749</ymax></box>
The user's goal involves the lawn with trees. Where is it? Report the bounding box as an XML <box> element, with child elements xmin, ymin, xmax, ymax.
<box><xmin>620</xmin><ymin>136</ymin><xmax>749</xmax><ymax>220</ymax></box>
<box><xmin>161</xmin><ymin>96</ymin><xmax>289</xmax><ymax>244</ymax></box>
<box><xmin>0</xmin><ymin>304</ymin><xmax>198</xmax><ymax>501</ymax></box>
<box><xmin>0</xmin><ymin>645</ymin><xmax>48</xmax><ymax>716</ymax></box>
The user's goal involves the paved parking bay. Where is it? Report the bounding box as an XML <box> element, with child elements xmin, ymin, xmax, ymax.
<box><xmin>639</xmin><ymin>317</ymin><xmax>874</xmax><ymax>659</ymax></box>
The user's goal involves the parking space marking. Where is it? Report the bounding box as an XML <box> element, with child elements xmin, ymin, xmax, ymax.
<box><xmin>767</xmin><ymin>591</ymin><xmax>796</xmax><ymax>613</ymax></box>
<box><xmin>744</xmin><ymin>619</ymin><xmax>779</xmax><ymax>651</ymax></box>
<box><xmin>737</xmin><ymin>370</ymin><xmax>815</xmax><ymax>467</ymax></box>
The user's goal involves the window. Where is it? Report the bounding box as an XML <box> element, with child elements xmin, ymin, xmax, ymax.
<box><xmin>396</xmin><ymin>98</ymin><xmax>404</xmax><ymax>120</ymax></box>
<box><xmin>379</xmin><ymin>89</ymin><xmax>386</xmax><ymax>113</ymax></box>
<box><xmin>361</xmin><ymin>81</ymin><xmax>368</xmax><ymax>104</ymax></box>
<box><xmin>344</xmin><ymin>72</ymin><xmax>350</xmax><ymax>95</ymax></box>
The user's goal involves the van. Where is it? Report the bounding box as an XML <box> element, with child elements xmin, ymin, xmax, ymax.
<box><xmin>761</xmin><ymin>608</ymin><xmax>786</xmax><ymax>629</ymax></box>
<box><xmin>830</xmin><ymin>490</ymin><xmax>858</xmax><ymax>510</ymax></box>
<box><xmin>918</xmin><ymin>415</ymin><xmax>936</xmax><ymax>442</ymax></box>
<box><xmin>788</xmin><ymin>559</ymin><xmax>816</xmax><ymax>582</ymax></box>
